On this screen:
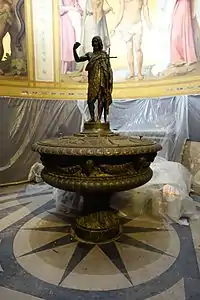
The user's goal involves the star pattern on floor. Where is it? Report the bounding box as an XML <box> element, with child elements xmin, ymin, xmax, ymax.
<box><xmin>1</xmin><ymin>189</ymin><xmax>200</xmax><ymax>299</ymax></box>
<box><xmin>19</xmin><ymin>211</ymin><xmax>172</xmax><ymax>286</ymax></box>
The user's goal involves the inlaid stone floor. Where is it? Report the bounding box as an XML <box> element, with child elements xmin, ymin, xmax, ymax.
<box><xmin>0</xmin><ymin>183</ymin><xmax>200</xmax><ymax>300</ymax></box>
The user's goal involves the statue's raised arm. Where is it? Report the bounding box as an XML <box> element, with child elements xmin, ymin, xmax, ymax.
<box><xmin>73</xmin><ymin>42</ymin><xmax>89</xmax><ymax>63</ymax></box>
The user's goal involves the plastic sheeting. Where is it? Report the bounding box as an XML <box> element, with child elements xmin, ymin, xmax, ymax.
<box><xmin>109</xmin><ymin>96</ymin><xmax>189</xmax><ymax>162</ymax></box>
<box><xmin>28</xmin><ymin>162</ymin><xmax>44</xmax><ymax>183</ymax></box>
<box><xmin>0</xmin><ymin>98</ymin><xmax>82</xmax><ymax>184</ymax></box>
<box><xmin>110</xmin><ymin>157</ymin><xmax>200</xmax><ymax>223</ymax></box>
<box><xmin>0</xmin><ymin>94</ymin><xmax>200</xmax><ymax>185</ymax></box>
<box><xmin>188</xmin><ymin>95</ymin><xmax>200</xmax><ymax>141</ymax></box>
<box><xmin>78</xmin><ymin>96</ymin><xmax>190</xmax><ymax>161</ymax></box>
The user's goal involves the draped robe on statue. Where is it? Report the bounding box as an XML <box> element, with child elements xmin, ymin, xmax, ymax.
<box><xmin>86</xmin><ymin>50</ymin><xmax>113</xmax><ymax>113</ymax></box>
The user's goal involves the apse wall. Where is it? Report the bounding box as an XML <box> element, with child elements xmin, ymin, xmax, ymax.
<box><xmin>0</xmin><ymin>95</ymin><xmax>200</xmax><ymax>185</ymax></box>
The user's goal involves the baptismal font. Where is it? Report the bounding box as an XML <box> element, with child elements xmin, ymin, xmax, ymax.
<box><xmin>32</xmin><ymin>37</ymin><xmax>162</xmax><ymax>244</ymax></box>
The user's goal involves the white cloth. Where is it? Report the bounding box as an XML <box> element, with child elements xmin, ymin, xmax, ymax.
<box><xmin>111</xmin><ymin>157</ymin><xmax>199</xmax><ymax>223</ymax></box>
<box><xmin>118</xmin><ymin>22</ymin><xmax>143</xmax><ymax>43</ymax></box>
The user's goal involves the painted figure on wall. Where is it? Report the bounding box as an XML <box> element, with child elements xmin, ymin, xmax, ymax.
<box><xmin>81</xmin><ymin>0</ymin><xmax>113</xmax><ymax>54</ymax></box>
<box><xmin>0</xmin><ymin>0</ymin><xmax>26</xmax><ymax>76</ymax></box>
<box><xmin>111</xmin><ymin>0</ymin><xmax>152</xmax><ymax>80</ymax></box>
<box><xmin>60</xmin><ymin>0</ymin><xmax>83</xmax><ymax>74</ymax></box>
<box><xmin>0</xmin><ymin>0</ymin><xmax>13</xmax><ymax>63</ymax></box>
<box><xmin>152</xmin><ymin>0</ymin><xmax>200</xmax><ymax>77</ymax></box>
<box><xmin>170</xmin><ymin>0</ymin><xmax>197</xmax><ymax>67</ymax></box>
<box><xmin>59</xmin><ymin>0</ymin><xmax>200</xmax><ymax>83</ymax></box>
<box><xmin>150</xmin><ymin>0</ymin><xmax>174</xmax><ymax>77</ymax></box>
<box><xmin>192</xmin><ymin>0</ymin><xmax>200</xmax><ymax>60</ymax></box>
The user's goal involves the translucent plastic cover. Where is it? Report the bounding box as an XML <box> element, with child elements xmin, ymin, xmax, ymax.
<box><xmin>109</xmin><ymin>96</ymin><xmax>189</xmax><ymax>162</ymax></box>
<box><xmin>1</xmin><ymin>95</ymin><xmax>200</xmax><ymax>185</ymax></box>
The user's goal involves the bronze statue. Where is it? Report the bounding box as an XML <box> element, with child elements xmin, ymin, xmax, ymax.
<box><xmin>73</xmin><ymin>36</ymin><xmax>113</xmax><ymax>123</ymax></box>
<box><xmin>33</xmin><ymin>36</ymin><xmax>162</xmax><ymax>245</ymax></box>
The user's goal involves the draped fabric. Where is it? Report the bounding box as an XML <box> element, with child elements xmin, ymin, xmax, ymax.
<box><xmin>0</xmin><ymin>98</ymin><xmax>82</xmax><ymax>184</ymax></box>
<box><xmin>0</xmin><ymin>95</ymin><xmax>200</xmax><ymax>185</ymax></box>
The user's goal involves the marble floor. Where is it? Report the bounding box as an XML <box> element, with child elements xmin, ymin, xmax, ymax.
<box><xmin>0</xmin><ymin>183</ymin><xmax>200</xmax><ymax>300</ymax></box>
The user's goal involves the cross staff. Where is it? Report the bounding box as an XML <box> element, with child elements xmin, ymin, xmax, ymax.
<box><xmin>108</xmin><ymin>48</ymin><xmax>117</xmax><ymax>59</ymax></box>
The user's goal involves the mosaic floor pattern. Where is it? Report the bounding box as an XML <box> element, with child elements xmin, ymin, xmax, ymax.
<box><xmin>0</xmin><ymin>184</ymin><xmax>200</xmax><ymax>300</ymax></box>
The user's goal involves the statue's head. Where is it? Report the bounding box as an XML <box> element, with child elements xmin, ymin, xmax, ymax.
<box><xmin>92</xmin><ymin>36</ymin><xmax>103</xmax><ymax>52</ymax></box>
